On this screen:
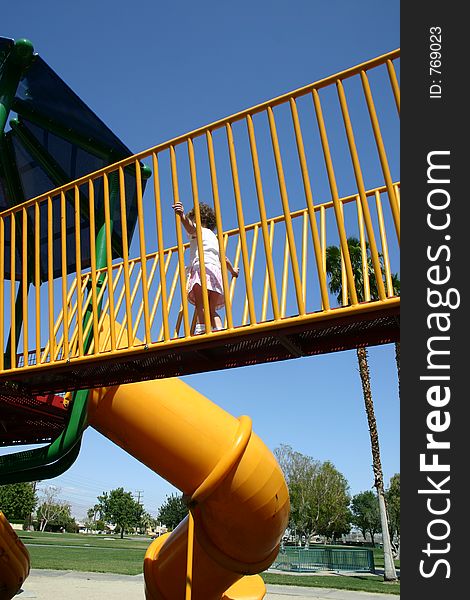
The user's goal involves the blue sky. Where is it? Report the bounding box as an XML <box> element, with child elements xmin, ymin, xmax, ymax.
<box><xmin>2</xmin><ymin>0</ymin><xmax>400</xmax><ymax>519</ymax></box>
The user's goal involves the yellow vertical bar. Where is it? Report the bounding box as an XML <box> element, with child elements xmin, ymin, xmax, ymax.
<box><xmin>386</xmin><ymin>59</ymin><xmax>400</xmax><ymax>114</ymax></box>
<box><xmin>127</xmin><ymin>265</ymin><xmax>147</xmax><ymax>340</ymax></box>
<box><xmin>89</xmin><ymin>272</ymin><xmax>110</xmax><ymax>354</ymax></box>
<box><xmin>130</xmin><ymin>255</ymin><xmax>160</xmax><ymax>341</ymax></box>
<box><xmin>118</xmin><ymin>166</ymin><xmax>135</xmax><ymax>347</ymax></box>
<box><xmin>99</xmin><ymin>265</ymin><xmax>125</xmax><ymax>350</ymax></box>
<box><xmin>246</xmin><ymin>114</ymin><xmax>280</xmax><ymax>319</ymax></box>
<box><xmin>261</xmin><ymin>220</ymin><xmax>275</xmax><ymax>322</ymax></box>
<box><xmin>47</xmin><ymin>197</ymin><xmax>55</xmax><ymax>362</ymax></box>
<box><xmin>0</xmin><ymin>216</ymin><xmax>4</xmax><ymax>370</ymax></box>
<box><xmin>74</xmin><ymin>185</ymin><xmax>84</xmax><ymax>356</ymax></box>
<box><xmin>357</xmin><ymin>197</ymin><xmax>371</xmax><ymax>302</ymax></box>
<box><xmin>103</xmin><ymin>174</ymin><xmax>116</xmax><ymax>351</ymax></box>
<box><xmin>280</xmin><ymin>231</ymin><xmax>290</xmax><ymax>318</ymax></box>
<box><xmin>227</xmin><ymin>236</ymin><xmax>242</xmax><ymax>315</ymax></box>
<box><xmin>301</xmin><ymin>211</ymin><xmax>308</xmax><ymax>307</ymax></box>
<box><xmin>360</xmin><ymin>70</ymin><xmax>400</xmax><ymax>243</ymax></box>
<box><xmin>394</xmin><ymin>184</ymin><xmax>401</xmax><ymax>211</ymax></box>
<box><xmin>206</xmin><ymin>131</ymin><xmax>234</xmax><ymax>329</ymax></box>
<box><xmin>185</xmin><ymin>509</ymin><xmax>195</xmax><ymax>600</ymax></box>
<box><xmin>10</xmin><ymin>213</ymin><xmax>16</xmax><ymax>368</ymax></box>
<box><xmin>336</xmin><ymin>79</ymin><xmax>386</xmax><ymax>300</ymax></box>
<box><xmin>242</xmin><ymin>225</ymin><xmax>259</xmax><ymax>326</ymax></box>
<box><xmin>52</xmin><ymin>278</ymin><xmax>80</xmax><ymax>359</ymax></box>
<box><xmin>151</xmin><ymin>252</ymin><xmax>174</xmax><ymax>340</ymax></box>
<box><xmin>339</xmin><ymin>202</ymin><xmax>348</xmax><ymax>307</ymax></box>
<box><xmin>267</xmin><ymin>106</ymin><xmax>305</xmax><ymax>315</ymax></box>
<box><xmin>312</xmin><ymin>89</ymin><xmax>358</xmax><ymax>305</ymax></box>
<box><xmin>35</xmin><ymin>203</ymin><xmax>41</xmax><ymax>362</ymax></box>
<box><xmin>375</xmin><ymin>190</ymin><xmax>394</xmax><ymax>297</ymax></box>
<box><xmin>320</xmin><ymin>205</ymin><xmax>328</xmax><ymax>310</ymax></box>
<box><xmin>226</xmin><ymin>122</ymin><xmax>257</xmax><ymax>324</ymax></box>
<box><xmin>152</xmin><ymin>153</ymin><xmax>170</xmax><ymax>341</ymax></box>
<box><xmin>187</xmin><ymin>138</ymin><xmax>212</xmax><ymax>334</ymax></box>
<box><xmin>164</xmin><ymin>256</ymin><xmax>187</xmax><ymax>339</ymax></box>
<box><xmin>22</xmin><ymin>207</ymin><xmax>28</xmax><ymax>366</ymax></box>
<box><xmin>320</xmin><ymin>206</ymin><xmax>326</xmax><ymax>276</ymax></box>
<box><xmin>289</xmin><ymin>98</ymin><xmax>330</xmax><ymax>310</ymax></box>
<box><xmin>88</xmin><ymin>180</ymin><xmax>99</xmax><ymax>354</ymax></box>
<box><xmin>170</xmin><ymin>145</ymin><xmax>191</xmax><ymax>337</ymax></box>
<box><xmin>74</xmin><ymin>185</ymin><xmax>83</xmax><ymax>356</ymax></box>
<box><xmin>115</xmin><ymin>263</ymin><xmax>136</xmax><ymax>348</ymax></box>
<box><xmin>135</xmin><ymin>160</ymin><xmax>151</xmax><ymax>345</ymax></box>
<box><xmin>60</xmin><ymin>191</ymin><xmax>69</xmax><ymax>359</ymax></box>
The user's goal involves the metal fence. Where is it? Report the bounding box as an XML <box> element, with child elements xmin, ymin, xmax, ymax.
<box><xmin>272</xmin><ymin>546</ymin><xmax>375</xmax><ymax>573</ymax></box>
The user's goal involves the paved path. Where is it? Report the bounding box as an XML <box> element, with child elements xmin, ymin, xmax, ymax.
<box><xmin>19</xmin><ymin>569</ymin><xmax>399</xmax><ymax>600</ymax></box>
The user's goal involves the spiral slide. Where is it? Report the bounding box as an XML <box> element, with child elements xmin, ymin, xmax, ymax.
<box><xmin>86</xmin><ymin>377</ymin><xmax>290</xmax><ymax>600</ymax></box>
<box><xmin>0</xmin><ymin>512</ymin><xmax>30</xmax><ymax>600</ymax></box>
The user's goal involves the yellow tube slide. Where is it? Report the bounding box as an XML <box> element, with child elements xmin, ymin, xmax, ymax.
<box><xmin>0</xmin><ymin>512</ymin><xmax>30</xmax><ymax>600</ymax></box>
<box><xmin>87</xmin><ymin>378</ymin><xmax>290</xmax><ymax>600</ymax></box>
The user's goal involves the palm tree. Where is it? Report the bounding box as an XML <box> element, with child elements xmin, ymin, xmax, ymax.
<box><xmin>325</xmin><ymin>236</ymin><xmax>399</xmax><ymax>582</ymax></box>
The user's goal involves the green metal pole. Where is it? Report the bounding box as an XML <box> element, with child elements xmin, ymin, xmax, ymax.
<box><xmin>0</xmin><ymin>40</ymin><xmax>142</xmax><ymax>481</ymax></box>
<box><xmin>0</xmin><ymin>134</ymin><xmax>29</xmax><ymax>369</ymax></box>
<box><xmin>12</xmin><ymin>98</ymin><xmax>152</xmax><ymax>182</ymax></box>
<box><xmin>0</xmin><ymin>438</ymin><xmax>82</xmax><ymax>485</ymax></box>
<box><xmin>0</xmin><ymin>39</ymin><xmax>34</xmax><ymax>137</ymax></box>
<box><xmin>0</xmin><ymin>167</ymin><xmax>120</xmax><ymax>482</ymax></box>
<box><xmin>0</xmin><ymin>40</ymin><xmax>34</xmax><ymax>370</ymax></box>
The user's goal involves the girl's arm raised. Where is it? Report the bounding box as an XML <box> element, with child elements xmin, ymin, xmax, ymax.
<box><xmin>172</xmin><ymin>202</ymin><xmax>196</xmax><ymax>235</ymax></box>
<box><xmin>226</xmin><ymin>257</ymin><xmax>239</xmax><ymax>278</ymax></box>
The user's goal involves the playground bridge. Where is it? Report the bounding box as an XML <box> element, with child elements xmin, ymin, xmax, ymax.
<box><xmin>0</xmin><ymin>43</ymin><xmax>399</xmax><ymax>600</ymax></box>
<box><xmin>0</xmin><ymin>49</ymin><xmax>400</xmax><ymax>399</ymax></box>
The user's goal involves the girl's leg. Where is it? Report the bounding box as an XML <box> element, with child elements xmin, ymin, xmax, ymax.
<box><xmin>191</xmin><ymin>284</ymin><xmax>205</xmax><ymax>326</ymax></box>
<box><xmin>209</xmin><ymin>291</ymin><xmax>223</xmax><ymax>330</ymax></box>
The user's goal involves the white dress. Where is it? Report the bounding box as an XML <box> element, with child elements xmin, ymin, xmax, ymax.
<box><xmin>186</xmin><ymin>228</ymin><xmax>225</xmax><ymax>308</ymax></box>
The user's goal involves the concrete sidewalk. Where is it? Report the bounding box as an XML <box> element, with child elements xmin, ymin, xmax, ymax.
<box><xmin>19</xmin><ymin>569</ymin><xmax>400</xmax><ymax>600</ymax></box>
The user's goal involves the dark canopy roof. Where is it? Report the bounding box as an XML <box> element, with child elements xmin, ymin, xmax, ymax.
<box><xmin>0</xmin><ymin>37</ymin><xmax>147</xmax><ymax>280</ymax></box>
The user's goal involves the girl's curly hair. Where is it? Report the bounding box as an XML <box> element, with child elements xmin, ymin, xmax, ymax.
<box><xmin>187</xmin><ymin>203</ymin><xmax>217</xmax><ymax>231</ymax></box>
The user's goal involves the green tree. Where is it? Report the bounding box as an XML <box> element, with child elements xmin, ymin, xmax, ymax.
<box><xmin>140</xmin><ymin>510</ymin><xmax>157</xmax><ymax>534</ymax></box>
<box><xmin>97</xmin><ymin>487</ymin><xmax>144</xmax><ymax>538</ymax></box>
<box><xmin>312</xmin><ymin>461</ymin><xmax>351</xmax><ymax>542</ymax></box>
<box><xmin>386</xmin><ymin>474</ymin><xmax>400</xmax><ymax>558</ymax></box>
<box><xmin>0</xmin><ymin>482</ymin><xmax>37</xmax><ymax>522</ymax></box>
<box><xmin>350</xmin><ymin>491</ymin><xmax>381</xmax><ymax>545</ymax></box>
<box><xmin>157</xmin><ymin>493</ymin><xmax>188</xmax><ymax>530</ymax></box>
<box><xmin>38</xmin><ymin>503</ymin><xmax>77</xmax><ymax>532</ymax></box>
<box><xmin>326</xmin><ymin>236</ymin><xmax>399</xmax><ymax>581</ymax></box>
<box><xmin>85</xmin><ymin>504</ymin><xmax>102</xmax><ymax>532</ymax></box>
<box><xmin>274</xmin><ymin>444</ymin><xmax>350</xmax><ymax>545</ymax></box>
<box><xmin>36</xmin><ymin>486</ymin><xmax>74</xmax><ymax>532</ymax></box>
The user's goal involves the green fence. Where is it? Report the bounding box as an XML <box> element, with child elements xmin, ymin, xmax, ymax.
<box><xmin>272</xmin><ymin>546</ymin><xmax>375</xmax><ymax>573</ymax></box>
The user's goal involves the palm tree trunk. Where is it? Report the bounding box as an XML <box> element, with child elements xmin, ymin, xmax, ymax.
<box><xmin>395</xmin><ymin>342</ymin><xmax>400</xmax><ymax>398</ymax></box>
<box><xmin>357</xmin><ymin>346</ymin><xmax>397</xmax><ymax>581</ymax></box>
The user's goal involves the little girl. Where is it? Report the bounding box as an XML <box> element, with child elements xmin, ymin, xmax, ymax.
<box><xmin>172</xmin><ymin>201</ymin><xmax>239</xmax><ymax>334</ymax></box>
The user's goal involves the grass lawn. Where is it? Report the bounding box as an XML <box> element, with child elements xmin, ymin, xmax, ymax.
<box><xmin>19</xmin><ymin>532</ymin><xmax>400</xmax><ymax>594</ymax></box>
<box><xmin>262</xmin><ymin>572</ymin><xmax>400</xmax><ymax>595</ymax></box>
<box><xmin>19</xmin><ymin>531</ymin><xmax>148</xmax><ymax>575</ymax></box>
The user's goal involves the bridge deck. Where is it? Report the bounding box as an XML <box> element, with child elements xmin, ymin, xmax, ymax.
<box><xmin>0</xmin><ymin>50</ymin><xmax>400</xmax><ymax>448</ymax></box>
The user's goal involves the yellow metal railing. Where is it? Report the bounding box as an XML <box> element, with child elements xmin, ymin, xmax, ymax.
<box><xmin>0</xmin><ymin>49</ymin><xmax>400</xmax><ymax>377</ymax></box>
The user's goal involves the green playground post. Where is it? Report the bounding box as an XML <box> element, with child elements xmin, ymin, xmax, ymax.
<box><xmin>0</xmin><ymin>41</ymin><xmax>34</xmax><ymax>370</ymax></box>
<box><xmin>0</xmin><ymin>39</ymin><xmax>34</xmax><ymax>137</ymax></box>
<box><xmin>0</xmin><ymin>38</ymin><xmax>145</xmax><ymax>483</ymax></box>
<box><xmin>0</xmin><ymin>162</ymin><xmax>121</xmax><ymax>482</ymax></box>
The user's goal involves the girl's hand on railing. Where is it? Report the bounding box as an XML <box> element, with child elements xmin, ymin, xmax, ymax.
<box><xmin>172</xmin><ymin>202</ymin><xmax>185</xmax><ymax>217</ymax></box>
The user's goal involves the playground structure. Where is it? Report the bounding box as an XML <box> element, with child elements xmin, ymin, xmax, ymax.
<box><xmin>0</xmin><ymin>511</ymin><xmax>29</xmax><ymax>600</ymax></box>
<box><xmin>0</xmin><ymin>37</ymin><xmax>400</xmax><ymax>599</ymax></box>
